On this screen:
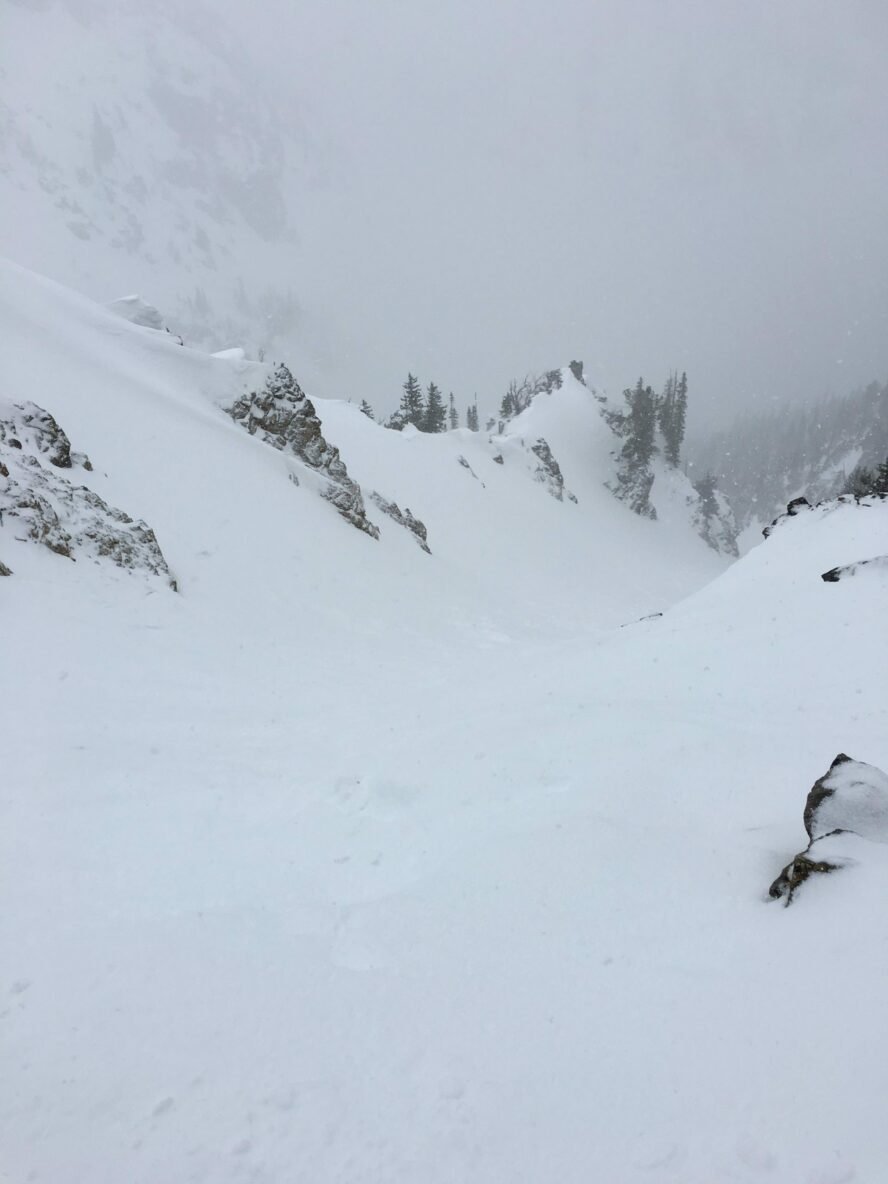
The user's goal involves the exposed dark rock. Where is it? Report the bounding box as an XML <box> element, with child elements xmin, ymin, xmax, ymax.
<box><xmin>493</xmin><ymin>454</ymin><xmax>504</xmax><ymax>465</ymax></box>
<box><xmin>821</xmin><ymin>555</ymin><xmax>888</xmax><ymax>583</ymax></box>
<box><xmin>0</xmin><ymin>558</ymin><xmax>12</xmax><ymax>576</ymax></box>
<box><xmin>228</xmin><ymin>364</ymin><xmax>378</xmax><ymax>539</ymax></box>
<box><xmin>769</xmin><ymin>753</ymin><xmax>888</xmax><ymax>905</ymax></box>
<box><xmin>609</xmin><ymin>466</ymin><xmax>657</xmax><ymax>520</ymax></box>
<box><xmin>1</xmin><ymin>402</ymin><xmax>174</xmax><ymax>586</ymax></box>
<box><xmin>369</xmin><ymin>492</ymin><xmax>431</xmax><ymax>554</ymax></box>
<box><xmin>763</xmin><ymin>496</ymin><xmax>811</xmax><ymax>538</ymax></box>
<box><xmin>530</xmin><ymin>438</ymin><xmax>575</xmax><ymax>503</ymax></box>
<box><xmin>768</xmin><ymin>849</ymin><xmax>841</xmax><ymax>903</ymax></box>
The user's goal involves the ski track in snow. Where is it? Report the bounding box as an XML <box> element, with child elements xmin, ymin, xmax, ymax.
<box><xmin>1</xmin><ymin>261</ymin><xmax>888</xmax><ymax>1183</ymax></box>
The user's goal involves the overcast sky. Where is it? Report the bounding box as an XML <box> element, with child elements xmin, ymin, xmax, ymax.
<box><xmin>229</xmin><ymin>0</ymin><xmax>886</xmax><ymax>427</ymax></box>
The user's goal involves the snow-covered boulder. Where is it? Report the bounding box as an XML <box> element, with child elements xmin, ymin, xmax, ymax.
<box><xmin>769</xmin><ymin>753</ymin><xmax>888</xmax><ymax>904</ymax></box>
<box><xmin>762</xmin><ymin>496</ymin><xmax>811</xmax><ymax>538</ymax></box>
<box><xmin>228</xmin><ymin>364</ymin><xmax>378</xmax><ymax>539</ymax></box>
<box><xmin>803</xmin><ymin>753</ymin><xmax>888</xmax><ymax>843</ymax></box>
<box><xmin>107</xmin><ymin>294</ymin><xmax>165</xmax><ymax>332</ymax></box>
<box><xmin>821</xmin><ymin>554</ymin><xmax>888</xmax><ymax>583</ymax></box>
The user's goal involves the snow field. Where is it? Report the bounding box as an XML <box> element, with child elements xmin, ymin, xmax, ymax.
<box><xmin>2</xmin><ymin>261</ymin><xmax>888</xmax><ymax>1182</ymax></box>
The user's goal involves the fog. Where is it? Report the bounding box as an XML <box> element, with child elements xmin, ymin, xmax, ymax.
<box><xmin>6</xmin><ymin>0</ymin><xmax>888</xmax><ymax>429</ymax></box>
<box><xmin>233</xmin><ymin>0</ymin><xmax>886</xmax><ymax>427</ymax></box>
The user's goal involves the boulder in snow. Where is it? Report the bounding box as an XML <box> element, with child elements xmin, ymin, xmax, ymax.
<box><xmin>769</xmin><ymin>753</ymin><xmax>888</xmax><ymax>905</ymax></box>
<box><xmin>821</xmin><ymin>555</ymin><xmax>888</xmax><ymax>583</ymax></box>
<box><xmin>763</xmin><ymin>496</ymin><xmax>811</xmax><ymax>539</ymax></box>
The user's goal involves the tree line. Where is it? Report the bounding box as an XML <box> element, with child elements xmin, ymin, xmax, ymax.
<box><xmin>360</xmin><ymin>375</ymin><xmax>480</xmax><ymax>434</ymax></box>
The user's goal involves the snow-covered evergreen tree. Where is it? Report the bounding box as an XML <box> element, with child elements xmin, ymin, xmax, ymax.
<box><xmin>388</xmin><ymin>373</ymin><xmax>424</xmax><ymax>430</ymax></box>
<box><xmin>423</xmin><ymin>383</ymin><xmax>447</xmax><ymax>433</ymax></box>
<box><xmin>608</xmin><ymin>378</ymin><xmax>658</xmax><ymax>519</ymax></box>
<box><xmin>657</xmin><ymin>371</ymin><xmax>688</xmax><ymax>467</ymax></box>
<box><xmin>360</xmin><ymin>400</ymin><xmax>375</xmax><ymax>420</ymax></box>
<box><xmin>448</xmin><ymin>392</ymin><xmax>459</xmax><ymax>430</ymax></box>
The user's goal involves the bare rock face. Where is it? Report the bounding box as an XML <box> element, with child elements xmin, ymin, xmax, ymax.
<box><xmin>228</xmin><ymin>364</ymin><xmax>378</xmax><ymax>539</ymax></box>
<box><xmin>531</xmin><ymin>437</ymin><xmax>576</xmax><ymax>504</ymax></box>
<box><xmin>0</xmin><ymin>401</ymin><xmax>174</xmax><ymax>586</ymax></box>
<box><xmin>369</xmin><ymin>492</ymin><xmax>431</xmax><ymax>553</ymax></box>
<box><xmin>769</xmin><ymin>754</ymin><xmax>888</xmax><ymax>905</ymax></box>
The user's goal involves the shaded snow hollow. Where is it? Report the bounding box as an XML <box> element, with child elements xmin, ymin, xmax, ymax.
<box><xmin>2</xmin><ymin>259</ymin><xmax>888</xmax><ymax>1183</ymax></box>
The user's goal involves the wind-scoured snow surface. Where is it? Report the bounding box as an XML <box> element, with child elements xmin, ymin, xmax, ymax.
<box><xmin>2</xmin><ymin>261</ymin><xmax>888</xmax><ymax>1182</ymax></box>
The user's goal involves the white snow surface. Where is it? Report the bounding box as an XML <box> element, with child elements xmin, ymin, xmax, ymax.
<box><xmin>810</xmin><ymin>758</ymin><xmax>888</xmax><ymax>843</ymax></box>
<box><xmin>2</xmin><ymin>260</ymin><xmax>888</xmax><ymax>1182</ymax></box>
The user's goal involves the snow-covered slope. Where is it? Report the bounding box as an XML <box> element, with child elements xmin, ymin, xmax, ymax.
<box><xmin>2</xmin><ymin>261</ymin><xmax>888</xmax><ymax>1183</ymax></box>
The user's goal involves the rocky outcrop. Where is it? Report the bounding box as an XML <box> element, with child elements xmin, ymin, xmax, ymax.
<box><xmin>821</xmin><ymin>555</ymin><xmax>888</xmax><ymax>583</ymax></box>
<box><xmin>369</xmin><ymin>492</ymin><xmax>431</xmax><ymax>553</ymax></box>
<box><xmin>0</xmin><ymin>401</ymin><xmax>174</xmax><ymax>586</ymax></box>
<box><xmin>0</xmin><ymin>401</ymin><xmax>92</xmax><ymax>472</ymax></box>
<box><xmin>609</xmin><ymin>465</ymin><xmax>656</xmax><ymax>520</ymax></box>
<box><xmin>228</xmin><ymin>364</ymin><xmax>378</xmax><ymax>539</ymax></box>
<box><xmin>530</xmin><ymin>438</ymin><xmax>577</xmax><ymax>504</ymax></box>
<box><xmin>769</xmin><ymin>754</ymin><xmax>888</xmax><ymax>905</ymax></box>
<box><xmin>762</xmin><ymin>496</ymin><xmax>811</xmax><ymax>538</ymax></box>
<box><xmin>691</xmin><ymin>477</ymin><xmax>739</xmax><ymax>557</ymax></box>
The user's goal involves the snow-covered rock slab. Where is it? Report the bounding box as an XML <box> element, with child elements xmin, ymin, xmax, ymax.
<box><xmin>804</xmin><ymin>753</ymin><xmax>888</xmax><ymax>843</ymax></box>
<box><xmin>770</xmin><ymin>753</ymin><xmax>888</xmax><ymax>904</ymax></box>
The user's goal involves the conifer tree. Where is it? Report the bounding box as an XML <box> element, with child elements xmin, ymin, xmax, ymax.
<box><xmin>500</xmin><ymin>387</ymin><xmax>516</xmax><ymax>420</ymax></box>
<box><xmin>395</xmin><ymin>373</ymin><xmax>424</xmax><ymax>429</ymax></box>
<box><xmin>466</xmin><ymin>402</ymin><xmax>479</xmax><ymax>432</ymax></box>
<box><xmin>360</xmin><ymin>400</ymin><xmax>375</xmax><ymax>420</ymax></box>
<box><xmin>621</xmin><ymin>378</ymin><xmax>658</xmax><ymax>469</ymax></box>
<box><xmin>658</xmin><ymin>370</ymin><xmax>688</xmax><ymax>467</ymax></box>
<box><xmin>423</xmin><ymin>382</ymin><xmax>447</xmax><ymax>432</ymax></box>
<box><xmin>673</xmin><ymin>371</ymin><xmax>688</xmax><ymax>462</ymax></box>
<box><xmin>448</xmin><ymin>392</ymin><xmax>459</xmax><ymax>430</ymax></box>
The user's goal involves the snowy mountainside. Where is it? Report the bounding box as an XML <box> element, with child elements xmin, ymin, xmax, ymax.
<box><xmin>0</xmin><ymin>257</ymin><xmax>729</xmax><ymax>634</ymax></box>
<box><xmin>3</xmin><ymin>260</ymin><xmax>888</xmax><ymax>1182</ymax></box>
<box><xmin>0</xmin><ymin>0</ymin><xmax>315</xmax><ymax>368</ymax></box>
<box><xmin>496</xmin><ymin>374</ymin><xmax>738</xmax><ymax>555</ymax></box>
<box><xmin>691</xmin><ymin>380</ymin><xmax>888</xmax><ymax>530</ymax></box>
